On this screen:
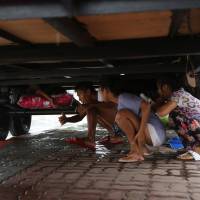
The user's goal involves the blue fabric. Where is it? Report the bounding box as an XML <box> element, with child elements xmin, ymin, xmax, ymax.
<box><xmin>168</xmin><ymin>136</ymin><xmax>184</xmax><ymax>150</ymax></box>
<box><xmin>112</xmin><ymin>122</ymin><xmax>125</xmax><ymax>137</ymax></box>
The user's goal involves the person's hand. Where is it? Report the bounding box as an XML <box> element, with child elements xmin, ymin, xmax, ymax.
<box><xmin>59</xmin><ymin>113</ymin><xmax>68</xmax><ymax>125</ymax></box>
<box><xmin>135</xmin><ymin>131</ymin><xmax>143</xmax><ymax>142</ymax></box>
<box><xmin>134</xmin><ymin>130</ymin><xmax>145</xmax><ymax>154</ymax></box>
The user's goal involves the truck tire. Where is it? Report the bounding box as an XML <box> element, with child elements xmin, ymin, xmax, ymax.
<box><xmin>0</xmin><ymin>111</ymin><xmax>9</xmax><ymax>140</ymax></box>
<box><xmin>10</xmin><ymin>115</ymin><xmax>31</xmax><ymax>136</ymax></box>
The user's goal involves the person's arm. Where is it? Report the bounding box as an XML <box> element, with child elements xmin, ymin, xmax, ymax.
<box><xmin>134</xmin><ymin>100</ymin><xmax>151</xmax><ymax>153</ymax></box>
<box><xmin>59</xmin><ymin>103</ymin><xmax>86</xmax><ymax>125</ymax></box>
<box><xmin>156</xmin><ymin>100</ymin><xmax>177</xmax><ymax>117</ymax></box>
<box><xmin>29</xmin><ymin>85</ymin><xmax>57</xmax><ymax>107</ymax></box>
<box><xmin>59</xmin><ymin>113</ymin><xmax>86</xmax><ymax>125</ymax></box>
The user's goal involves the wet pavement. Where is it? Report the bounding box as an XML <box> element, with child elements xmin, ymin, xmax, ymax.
<box><xmin>0</xmin><ymin>125</ymin><xmax>200</xmax><ymax>200</ymax></box>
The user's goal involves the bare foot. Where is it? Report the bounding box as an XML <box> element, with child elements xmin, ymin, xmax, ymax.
<box><xmin>127</xmin><ymin>150</ymin><xmax>135</xmax><ymax>156</ymax></box>
<box><xmin>83</xmin><ymin>140</ymin><xmax>96</xmax><ymax>148</ymax></box>
<box><xmin>119</xmin><ymin>153</ymin><xmax>144</xmax><ymax>162</ymax></box>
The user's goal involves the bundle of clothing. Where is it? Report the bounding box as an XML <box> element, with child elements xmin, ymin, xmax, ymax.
<box><xmin>18</xmin><ymin>93</ymin><xmax>73</xmax><ymax>109</ymax></box>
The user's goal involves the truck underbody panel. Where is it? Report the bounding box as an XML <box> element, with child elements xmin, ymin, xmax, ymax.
<box><xmin>0</xmin><ymin>0</ymin><xmax>200</xmax><ymax>139</ymax></box>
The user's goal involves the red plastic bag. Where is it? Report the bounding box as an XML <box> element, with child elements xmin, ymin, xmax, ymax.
<box><xmin>51</xmin><ymin>93</ymin><xmax>73</xmax><ymax>106</ymax></box>
<box><xmin>17</xmin><ymin>93</ymin><xmax>73</xmax><ymax>109</ymax></box>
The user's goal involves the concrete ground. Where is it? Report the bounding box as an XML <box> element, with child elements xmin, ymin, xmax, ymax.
<box><xmin>0</xmin><ymin>127</ymin><xmax>200</xmax><ymax>200</ymax></box>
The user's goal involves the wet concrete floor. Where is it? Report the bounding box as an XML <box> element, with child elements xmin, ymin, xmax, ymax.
<box><xmin>0</xmin><ymin>119</ymin><xmax>200</xmax><ymax>200</ymax></box>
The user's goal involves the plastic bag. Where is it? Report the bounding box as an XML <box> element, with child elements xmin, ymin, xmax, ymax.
<box><xmin>17</xmin><ymin>93</ymin><xmax>73</xmax><ymax>109</ymax></box>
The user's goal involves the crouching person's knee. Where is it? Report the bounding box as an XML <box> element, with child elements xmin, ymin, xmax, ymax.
<box><xmin>115</xmin><ymin>109</ymin><xmax>128</xmax><ymax>124</ymax></box>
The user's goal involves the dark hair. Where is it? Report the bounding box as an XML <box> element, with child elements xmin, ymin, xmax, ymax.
<box><xmin>99</xmin><ymin>76</ymin><xmax>122</xmax><ymax>96</ymax></box>
<box><xmin>157</xmin><ymin>76</ymin><xmax>182</xmax><ymax>92</ymax></box>
<box><xmin>75</xmin><ymin>82</ymin><xmax>96</xmax><ymax>93</ymax></box>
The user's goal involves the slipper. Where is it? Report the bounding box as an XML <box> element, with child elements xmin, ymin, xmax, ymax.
<box><xmin>126</xmin><ymin>150</ymin><xmax>152</xmax><ymax>157</ymax></box>
<box><xmin>188</xmin><ymin>150</ymin><xmax>200</xmax><ymax>161</ymax></box>
<box><xmin>65</xmin><ymin>137</ymin><xmax>96</xmax><ymax>151</ymax></box>
<box><xmin>177</xmin><ymin>152</ymin><xmax>193</xmax><ymax>160</ymax></box>
<box><xmin>118</xmin><ymin>154</ymin><xmax>144</xmax><ymax>163</ymax></box>
<box><xmin>99</xmin><ymin>136</ymin><xmax>123</xmax><ymax>145</ymax></box>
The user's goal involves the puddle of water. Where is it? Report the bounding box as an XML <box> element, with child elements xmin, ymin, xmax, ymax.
<box><xmin>95</xmin><ymin>143</ymin><xmax>111</xmax><ymax>155</ymax></box>
<box><xmin>5</xmin><ymin>114</ymin><xmax>112</xmax><ymax>161</ymax></box>
<box><xmin>6</xmin><ymin>115</ymin><xmax>88</xmax><ymax>140</ymax></box>
<box><xmin>30</xmin><ymin>115</ymin><xmax>87</xmax><ymax>134</ymax></box>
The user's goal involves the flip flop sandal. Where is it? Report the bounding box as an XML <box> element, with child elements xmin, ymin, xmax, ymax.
<box><xmin>177</xmin><ymin>152</ymin><xmax>193</xmax><ymax>160</ymax></box>
<box><xmin>126</xmin><ymin>151</ymin><xmax>152</xmax><ymax>157</ymax></box>
<box><xmin>118</xmin><ymin>155</ymin><xmax>144</xmax><ymax>163</ymax></box>
<box><xmin>65</xmin><ymin>137</ymin><xmax>96</xmax><ymax>151</ymax></box>
<box><xmin>99</xmin><ymin>136</ymin><xmax>123</xmax><ymax>145</ymax></box>
<box><xmin>188</xmin><ymin>150</ymin><xmax>200</xmax><ymax>161</ymax></box>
